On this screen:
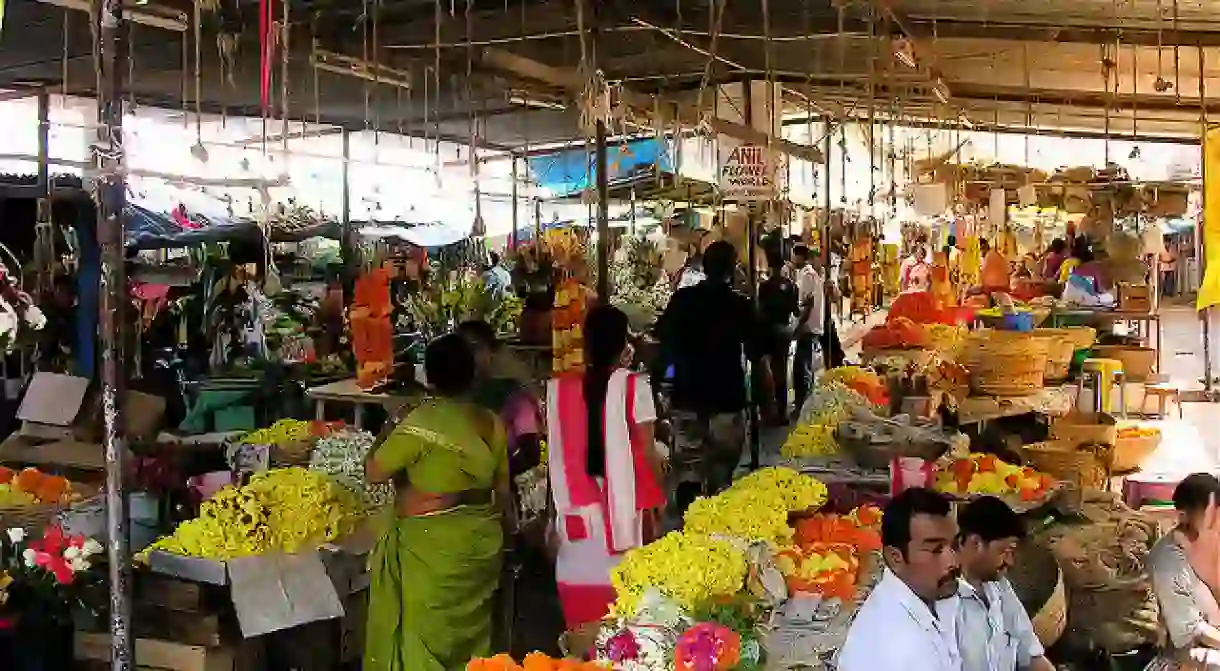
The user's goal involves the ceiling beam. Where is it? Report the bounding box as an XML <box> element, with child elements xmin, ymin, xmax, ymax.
<box><xmin>476</xmin><ymin>47</ymin><xmax>824</xmax><ymax>162</ymax></box>
<box><xmin>903</xmin><ymin>19</ymin><xmax>1220</xmax><ymax>48</ymax></box>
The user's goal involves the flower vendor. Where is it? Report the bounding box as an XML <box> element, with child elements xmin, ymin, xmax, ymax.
<box><xmin>838</xmin><ymin>488</ymin><xmax>960</xmax><ymax>671</ymax></box>
<box><xmin>546</xmin><ymin>305</ymin><xmax>666</xmax><ymax>629</ymax></box>
<box><xmin>955</xmin><ymin>496</ymin><xmax>1053</xmax><ymax>671</ymax></box>
<box><xmin>1147</xmin><ymin>473</ymin><xmax>1220</xmax><ymax>670</ymax></box>
<box><xmin>364</xmin><ymin>334</ymin><xmax>516</xmax><ymax>671</ymax></box>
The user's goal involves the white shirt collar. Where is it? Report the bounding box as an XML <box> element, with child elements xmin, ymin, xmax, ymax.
<box><xmin>878</xmin><ymin>568</ymin><xmax>959</xmax><ymax>634</ymax></box>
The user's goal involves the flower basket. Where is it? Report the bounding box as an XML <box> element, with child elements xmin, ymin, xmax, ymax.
<box><xmin>1110</xmin><ymin>433</ymin><xmax>1161</xmax><ymax>474</ymax></box>
<box><xmin>1023</xmin><ymin>441</ymin><xmax>1111</xmax><ymax>491</ymax></box>
<box><xmin>270</xmin><ymin>439</ymin><xmax>314</xmax><ymax>467</ymax></box>
<box><xmin>0</xmin><ymin>483</ymin><xmax>98</xmax><ymax>535</ymax></box>
<box><xmin>963</xmin><ymin>331</ymin><xmax>1049</xmax><ymax>396</ymax></box>
<box><xmin>1033</xmin><ymin>329</ymin><xmax>1078</xmax><ymax>381</ymax></box>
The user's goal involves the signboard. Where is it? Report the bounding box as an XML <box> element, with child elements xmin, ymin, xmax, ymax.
<box><xmin>718</xmin><ymin>142</ymin><xmax>784</xmax><ymax>203</ymax></box>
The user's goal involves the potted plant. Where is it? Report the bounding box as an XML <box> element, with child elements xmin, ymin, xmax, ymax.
<box><xmin>0</xmin><ymin>526</ymin><xmax>102</xmax><ymax>670</ymax></box>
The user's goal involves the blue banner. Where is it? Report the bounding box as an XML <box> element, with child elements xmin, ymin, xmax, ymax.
<box><xmin>526</xmin><ymin>138</ymin><xmax>672</xmax><ymax>195</ymax></box>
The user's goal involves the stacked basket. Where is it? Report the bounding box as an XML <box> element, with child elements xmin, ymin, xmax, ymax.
<box><xmin>963</xmin><ymin>330</ymin><xmax>1050</xmax><ymax>396</ymax></box>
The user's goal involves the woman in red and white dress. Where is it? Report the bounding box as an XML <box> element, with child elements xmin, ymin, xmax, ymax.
<box><xmin>546</xmin><ymin>305</ymin><xmax>666</xmax><ymax>628</ymax></box>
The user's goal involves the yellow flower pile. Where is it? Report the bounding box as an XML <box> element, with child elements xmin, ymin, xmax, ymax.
<box><xmin>781</xmin><ymin>423</ymin><xmax>837</xmax><ymax>458</ymax></box>
<box><xmin>611</xmin><ymin>531</ymin><xmax>747</xmax><ymax>616</ymax></box>
<box><xmin>239</xmin><ymin>419</ymin><xmax>313</xmax><ymax>445</ymax></box>
<box><xmin>734</xmin><ymin>467</ymin><xmax>829</xmax><ymax>513</ymax></box>
<box><xmin>683</xmin><ymin>467</ymin><xmax>829</xmax><ymax>544</ymax></box>
<box><xmin>684</xmin><ymin>486</ymin><xmax>793</xmax><ymax>544</ymax></box>
<box><xmin>820</xmin><ymin>366</ymin><xmax>883</xmax><ymax>391</ymax></box>
<box><xmin>140</xmin><ymin>467</ymin><xmax>355</xmax><ymax>561</ymax></box>
<box><xmin>783</xmin><ymin>381</ymin><xmax>870</xmax><ymax>458</ymax></box>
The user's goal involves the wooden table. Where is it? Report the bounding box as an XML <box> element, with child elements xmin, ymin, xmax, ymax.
<box><xmin>305</xmin><ymin>378</ymin><xmax>415</xmax><ymax>430</ymax></box>
<box><xmin>956</xmin><ymin>384</ymin><xmax>1076</xmax><ymax>425</ymax></box>
<box><xmin>1048</xmin><ymin>308</ymin><xmax>1163</xmax><ymax>370</ymax></box>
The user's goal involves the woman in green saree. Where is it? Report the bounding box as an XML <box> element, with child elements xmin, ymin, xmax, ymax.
<box><xmin>364</xmin><ymin>334</ymin><xmax>515</xmax><ymax>671</ymax></box>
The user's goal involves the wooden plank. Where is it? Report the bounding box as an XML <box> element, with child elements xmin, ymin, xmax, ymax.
<box><xmin>478</xmin><ymin>47</ymin><xmax>824</xmax><ymax>163</ymax></box>
<box><xmin>75</xmin><ymin>633</ymin><xmax>235</xmax><ymax>671</ymax></box>
<box><xmin>137</xmin><ymin>574</ymin><xmax>205</xmax><ymax>611</ymax></box>
<box><xmin>0</xmin><ymin>435</ymin><xmax>106</xmax><ymax>471</ymax></box>
<box><xmin>134</xmin><ymin>605</ymin><xmax>223</xmax><ymax>647</ymax></box>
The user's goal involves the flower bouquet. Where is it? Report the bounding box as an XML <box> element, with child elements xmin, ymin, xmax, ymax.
<box><xmin>0</xmin><ymin>262</ymin><xmax>45</xmax><ymax>355</ymax></box>
<box><xmin>0</xmin><ymin>526</ymin><xmax>102</xmax><ymax>669</ymax></box>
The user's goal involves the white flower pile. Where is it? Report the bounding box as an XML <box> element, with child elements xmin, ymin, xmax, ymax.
<box><xmin>309</xmin><ymin>429</ymin><xmax>393</xmax><ymax>511</ymax></box>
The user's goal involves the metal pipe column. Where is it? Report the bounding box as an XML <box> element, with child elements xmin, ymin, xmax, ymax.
<box><xmin>510</xmin><ymin>156</ymin><xmax>520</xmax><ymax>250</ymax></box>
<box><xmin>340</xmin><ymin>128</ymin><xmax>353</xmax><ymax>300</ymax></box>
<box><xmin>93</xmin><ymin>0</ymin><xmax>133</xmax><ymax>666</ymax></box>
<box><xmin>595</xmin><ymin>120</ymin><xmax>610</xmax><ymax>302</ymax></box>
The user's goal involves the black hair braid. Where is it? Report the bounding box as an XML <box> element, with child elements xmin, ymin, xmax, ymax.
<box><xmin>582</xmin><ymin>306</ymin><xmax>629</xmax><ymax>478</ymax></box>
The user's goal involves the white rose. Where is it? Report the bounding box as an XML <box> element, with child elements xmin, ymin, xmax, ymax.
<box><xmin>21</xmin><ymin>548</ymin><xmax>36</xmax><ymax>568</ymax></box>
<box><xmin>0</xmin><ymin>308</ymin><xmax>17</xmax><ymax>338</ymax></box>
<box><xmin>69</xmin><ymin>557</ymin><xmax>90</xmax><ymax>573</ymax></box>
<box><xmin>6</xmin><ymin>528</ymin><xmax>24</xmax><ymax>544</ymax></box>
<box><xmin>83</xmin><ymin>538</ymin><xmax>103</xmax><ymax>556</ymax></box>
<box><xmin>23</xmin><ymin>306</ymin><xmax>45</xmax><ymax>330</ymax></box>
<box><xmin>63</xmin><ymin>546</ymin><xmax>81</xmax><ymax>560</ymax></box>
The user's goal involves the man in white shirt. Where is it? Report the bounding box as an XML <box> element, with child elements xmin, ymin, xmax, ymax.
<box><xmin>790</xmin><ymin>244</ymin><xmax>824</xmax><ymax>414</ymax></box>
<box><xmin>838</xmin><ymin>488</ymin><xmax>963</xmax><ymax>671</ymax></box>
<box><xmin>955</xmin><ymin>496</ymin><xmax>1055</xmax><ymax>671</ymax></box>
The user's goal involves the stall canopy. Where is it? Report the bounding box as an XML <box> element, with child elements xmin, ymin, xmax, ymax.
<box><xmin>125</xmin><ymin>213</ymin><xmax>342</xmax><ymax>250</ymax></box>
<box><xmin>357</xmin><ymin>220</ymin><xmax>472</xmax><ymax>248</ymax></box>
<box><xmin>528</xmin><ymin>138</ymin><xmax>673</xmax><ymax>196</ymax></box>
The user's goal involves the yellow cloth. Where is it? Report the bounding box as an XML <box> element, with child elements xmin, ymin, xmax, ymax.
<box><xmin>1199</xmin><ymin>127</ymin><xmax>1220</xmax><ymax>310</ymax></box>
<box><xmin>1058</xmin><ymin>258</ymin><xmax>1081</xmax><ymax>284</ymax></box>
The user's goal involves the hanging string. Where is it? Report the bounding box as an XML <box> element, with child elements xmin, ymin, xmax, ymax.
<box><xmin>372</xmin><ymin>0</ymin><xmax>381</xmax><ymax>144</ymax></box>
<box><xmin>259</xmin><ymin>0</ymin><xmax>273</xmax><ymax>115</ymax></box>
<box><xmin>312</xmin><ymin>22</ymin><xmax>321</xmax><ymax>128</ymax></box>
<box><xmin>62</xmin><ymin>12</ymin><xmax>70</xmax><ymax>102</ymax></box>
<box><xmin>693</xmin><ymin>0</ymin><xmax>727</xmax><ymax>123</ymax></box>
<box><xmin>466</xmin><ymin>0</ymin><xmax>476</xmax><ymax>177</ymax></box>
<box><xmin>181</xmin><ymin>18</ymin><xmax>189</xmax><ymax>128</ymax></box>
<box><xmin>362</xmin><ymin>0</ymin><xmax>370</xmax><ymax>132</ymax></box>
<box><xmin>194</xmin><ymin>1</ymin><xmax>204</xmax><ymax>143</ymax></box>
<box><xmin>281</xmin><ymin>0</ymin><xmax>291</xmax><ymax>154</ymax></box>
<box><xmin>433</xmin><ymin>0</ymin><xmax>443</xmax><ymax>180</ymax></box>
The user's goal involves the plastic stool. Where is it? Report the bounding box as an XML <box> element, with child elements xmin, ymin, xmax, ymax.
<box><xmin>1082</xmin><ymin>357</ymin><xmax>1126</xmax><ymax>416</ymax></box>
<box><xmin>1142</xmin><ymin>381</ymin><xmax>1183</xmax><ymax>419</ymax></box>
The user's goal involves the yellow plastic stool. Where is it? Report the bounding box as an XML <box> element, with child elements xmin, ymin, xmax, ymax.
<box><xmin>1083</xmin><ymin>357</ymin><xmax>1125</xmax><ymax>414</ymax></box>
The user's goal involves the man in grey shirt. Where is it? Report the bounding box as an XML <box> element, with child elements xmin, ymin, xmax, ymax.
<box><xmin>955</xmin><ymin>496</ymin><xmax>1054</xmax><ymax>671</ymax></box>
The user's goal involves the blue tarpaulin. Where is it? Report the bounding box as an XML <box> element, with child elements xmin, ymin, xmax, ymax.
<box><xmin>526</xmin><ymin>138</ymin><xmax>672</xmax><ymax>195</ymax></box>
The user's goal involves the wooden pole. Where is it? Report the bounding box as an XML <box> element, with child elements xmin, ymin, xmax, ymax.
<box><xmin>93</xmin><ymin>0</ymin><xmax>133</xmax><ymax>665</ymax></box>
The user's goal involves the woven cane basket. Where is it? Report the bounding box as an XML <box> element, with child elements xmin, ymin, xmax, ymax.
<box><xmin>0</xmin><ymin>482</ymin><xmax>98</xmax><ymax>533</ymax></box>
<box><xmin>964</xmin><ymin>331</ymin><xmax>1050</xmax><ymax>396</ymax></box>
<box><xmin>1024</xmin><ymin>440</ymin><xmax>1112</xmax><ymax>491</ymax></box>
<box><xmin>1034</xmin><ymin>329</ymin><xmax>1078</xmax><ymax>381</ymax></box>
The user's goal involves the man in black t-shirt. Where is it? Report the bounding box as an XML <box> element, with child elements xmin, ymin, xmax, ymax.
<box><xmin>657</xmin><ymin>240</ymin><xmax>771</xmax><ymax>492</ymax></box>
<box><xmin>757</xmin><ymin>258</ymin><xmax>798</xmax><ymax>424</ymax></box>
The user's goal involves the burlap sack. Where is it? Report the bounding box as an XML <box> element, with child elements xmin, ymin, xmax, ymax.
<box><xmin>1036</xmin><ymin>491</ymin><xmax>1161</xmax><ymax>653</ymax></box>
